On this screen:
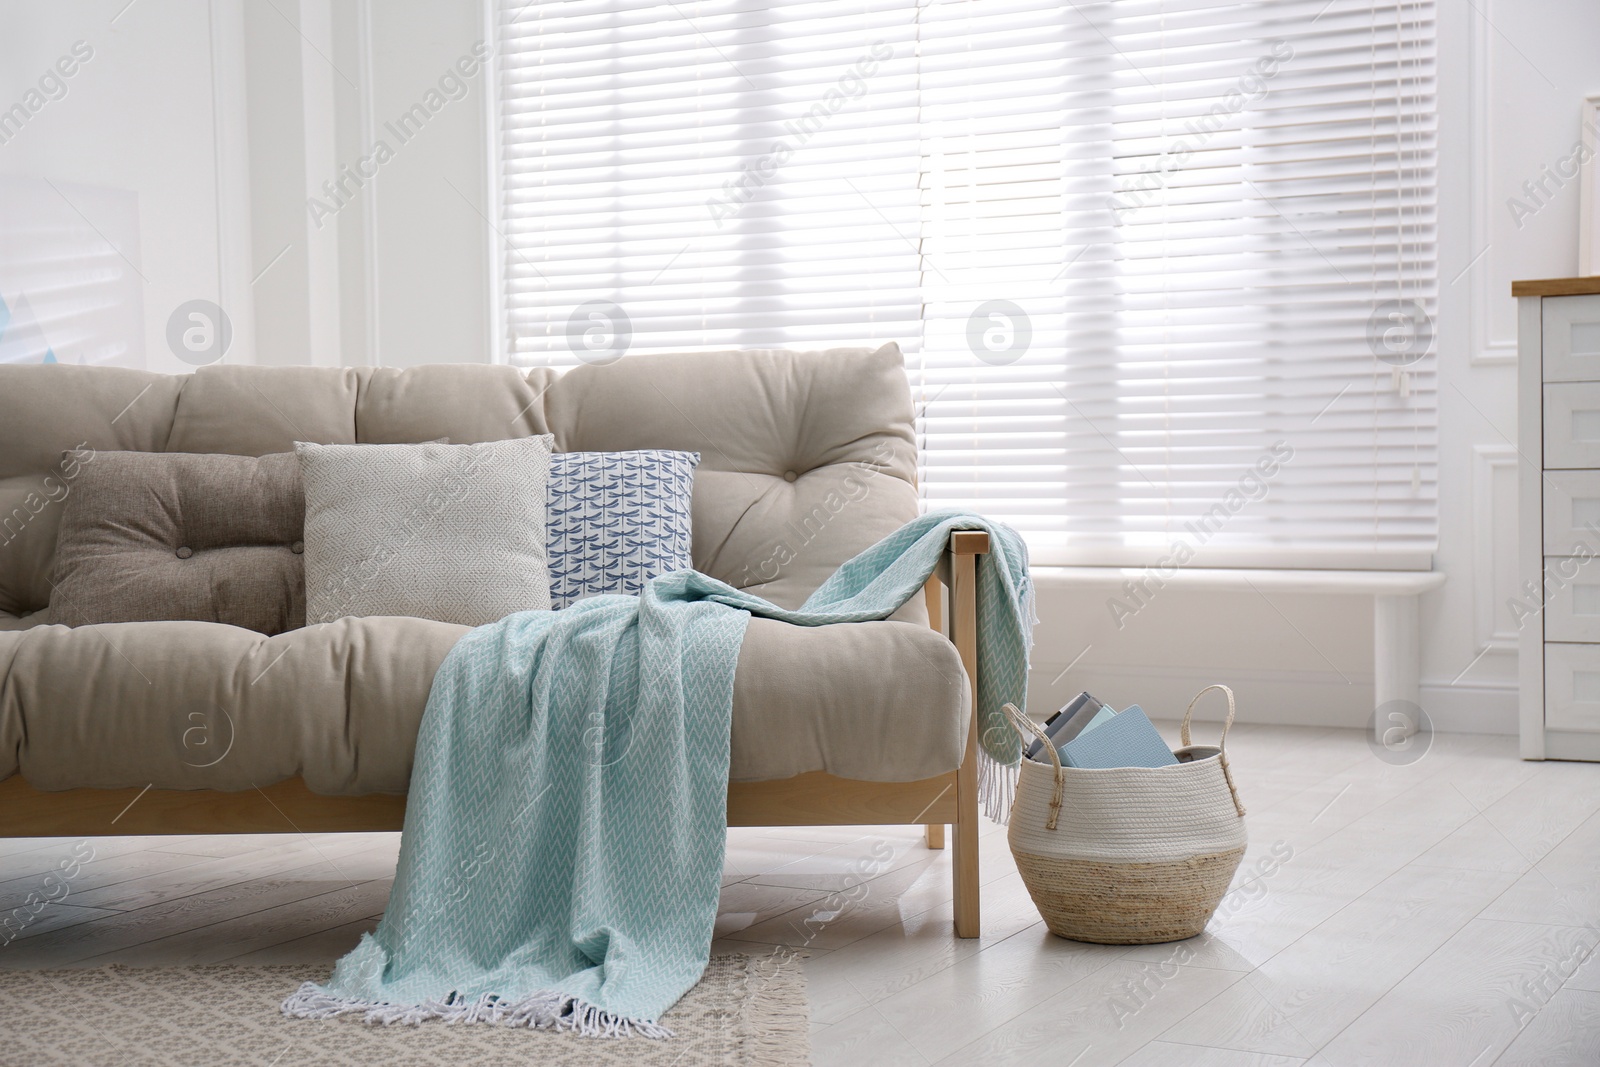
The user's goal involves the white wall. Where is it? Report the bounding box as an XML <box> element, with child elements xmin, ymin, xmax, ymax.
<box><xmin>1427</xmin><ymin>0</ymin><xmax>1600</xmax><ymax>728</ymax></box>
<box><xmin>240</xmin><ymin>0</ymin><xmax>490</xmax><ymax>368</ymax></box>
<box><xmin>0</xmin><ymin>0</ymin><xmax>489</xmax><ymax>373</ymax></box>
<box><xmin>363</xmin><ymin>0</ymin><xmax>491</xmax><ymax>367</ymax></box>
<box><xmin>0</xmin><ymin>0</ymin><xmax>253</xmax><ymax>373</ymax></box>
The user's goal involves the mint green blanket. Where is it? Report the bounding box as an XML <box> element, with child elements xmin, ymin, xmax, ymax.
<box><xmin>283</xmin><ymin>511</ymin><xmax>1032</xmax><ymax>1037</ymax></box>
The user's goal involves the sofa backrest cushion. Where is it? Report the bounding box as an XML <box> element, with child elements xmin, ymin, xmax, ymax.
<box><xmin>0</xmin><ymin>343</ymin><xmax>919</xmax><ymax>619</ymax></box>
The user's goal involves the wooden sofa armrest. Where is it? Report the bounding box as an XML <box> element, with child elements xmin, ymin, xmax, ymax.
<box><xmin>931</xmin><ymin>529</ymin><xmax>990</xmax><ymax>592</ymax></box>
<box><xmin>948</xmin><ymin>530</ymin><xmax>990</xmax><ymax>555</ymax></box>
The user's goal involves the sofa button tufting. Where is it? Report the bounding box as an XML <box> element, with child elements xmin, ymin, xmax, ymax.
<box><xmin>783</xmin><ymin>470</ymin><xmax>798</xmax><ymax>482</ymax></box>
<box><xmin>291</xmin><ymin>540</ymin><xmax>304</xmax><ymax>554</ymax></box>
<box><xmin>175</xmin><ymin>546</ymin><xmax>193</xmax><ymax>559</ymax></box>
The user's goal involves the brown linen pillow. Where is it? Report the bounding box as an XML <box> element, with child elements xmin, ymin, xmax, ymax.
<box><xmin>48</xmin><ymin>451</ymin><xmax>305</xmax><ymax>634</ymax></box>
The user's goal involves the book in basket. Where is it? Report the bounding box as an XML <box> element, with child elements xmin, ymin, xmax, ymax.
<box><xmin>1056</xmin><ymin>705</ymin><xmax>1178</xmax><ymax>769</ymax></box>
<box><xmin>1024</xmin><ymin>691</ymin><xmax>1109</xmax><ymax>760</ymax></box>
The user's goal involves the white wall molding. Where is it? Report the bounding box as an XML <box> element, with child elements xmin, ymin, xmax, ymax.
<box><xmin>1416</xmin><ymin>0</ymin><xmax>1525</xmax><ymax>719</ymax></box>
<box><xmin>1472</xmin><ymin>442</ymin><xmax>1521</xmax><ymax>650</ymax></box>
<box><xmin>356</xmin><ymin>0</ymin><xmax>379</xmax><ymax>367</ymax></box>
<box><xmin>483</xmin><ymin>0</ymin><xmax>506</xmax><ymax>366</ymax></box>
<box><xmin>208</xmin><ymin>0</ymin><xmax>256</xmax><ymax>367</ymax></box>
<box><xmin>298</xmin><ymin>0</ymin><xmax>342</xmax><ymax>367</ymax></box>
<box><xmin>1467</xmin><ymin>0</ymin><xmax>1517</xmax><ymax>366</ymax></box>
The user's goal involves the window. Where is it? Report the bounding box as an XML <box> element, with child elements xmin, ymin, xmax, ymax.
<box><xmin>492</xmin><ymin>1</ymin><xmax>923</xmax><ymax>359</ymax></box>
<box><xmin>493</xmin><ymin>0</ymin><xmax>1437</xmax><ymax>569</ymax></box>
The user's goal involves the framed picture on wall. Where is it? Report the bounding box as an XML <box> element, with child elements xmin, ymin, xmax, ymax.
<box><xmin>1582</xmin><ymin>95</ymin><xmax>1600</xmax><ymax>276</ymax></box>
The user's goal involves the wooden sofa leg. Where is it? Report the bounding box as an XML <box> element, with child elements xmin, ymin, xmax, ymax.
<box><xmin>952</xmin><ymin>756</ymin><xmax>981</xmax><ymax>937</ymax></box>
<box><xmin>921</xmin><ymin>585</ymin><xmax>950</xmax><ymax>847</ymax></box>
<box><xmin>949</xmin><ymin>541</ymin><xmax>984</xmax><ymax>938</ymax></box>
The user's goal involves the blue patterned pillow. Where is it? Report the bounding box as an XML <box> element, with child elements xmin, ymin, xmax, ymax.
<box><xmin>546</xmin><ymin>450</ymin><xmax>698</xmax><ymax>608</ymax></box>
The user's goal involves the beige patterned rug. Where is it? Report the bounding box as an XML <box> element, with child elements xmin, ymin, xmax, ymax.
<box><xmin>0</xmin><ymin>953</ymin><xmax>808</xmax><ymax>1066</ymax></box>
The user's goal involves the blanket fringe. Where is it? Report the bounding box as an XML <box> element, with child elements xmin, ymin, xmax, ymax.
<box><xmin>281</xmin><ymin>982</ymin><xmax>673</xmax><ymax>1040</ymax></box>
<box><xmin>977</xmin><ymin>544</ymin><xmax>1034</xmax><ymax>827</ymax></box>
<box><xmin>978</xmin><ymin>749</ymin><xmax>1017</xmax><ymax>825</ymax></box>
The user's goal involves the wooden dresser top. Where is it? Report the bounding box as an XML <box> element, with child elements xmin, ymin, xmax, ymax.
<box><xmin>1512</xmin><ymin>277</ymin><xmax>1600</xmax><ymax>297</ymax></box>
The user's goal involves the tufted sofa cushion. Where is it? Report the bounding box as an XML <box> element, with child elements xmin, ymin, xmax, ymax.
<box><xmin>0</xmin><ymin>344</ymin><xmax>964</xmax><ymax>789</ymax></box>
<box><xmin>48</xmin><ymin>450</ymin><xmax>305</xmax><ymax>634</ymax></box>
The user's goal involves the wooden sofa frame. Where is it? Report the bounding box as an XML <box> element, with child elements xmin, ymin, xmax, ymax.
<box><xmin>0</xmin><ymin>531</ymin><xmax>991</xmax><ymax>937</ymax></box>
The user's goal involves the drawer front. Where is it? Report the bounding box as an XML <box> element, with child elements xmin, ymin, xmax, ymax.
<box><xmin>1544</xmin><ymin>382</ymin><xmax>1600</xmax><ymax>468</ymax></box>
<box><xmin>1545</xmin><ymin>642</ymin><xmax>1600</xmax><ymax>732</ymax></box>
<box><xmin>1543</xmin><ymin>294</ymin><xmax>1600</xmax><ymax>382</ymax></box>
<box><xmin>1544</xmin><ymin>558</ymin><xmax>1600</xmax><ymax>641</ymax></box>
<box><xmin>1542</xmin><ymin>470</ymin><xmax>1600</xmax><ymax>553</ymax></box>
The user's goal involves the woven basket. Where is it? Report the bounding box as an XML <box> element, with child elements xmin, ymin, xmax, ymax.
<box><xmin>1004</xmin><ymin>685</ymin><xmax>1247</xmax><ymax>945</ymax></box>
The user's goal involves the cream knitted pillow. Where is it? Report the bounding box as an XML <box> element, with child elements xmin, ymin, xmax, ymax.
<box><xmin>297</xmin><ymin>437</ymin><xmax>553</xmax><ymax>626</ymax></box>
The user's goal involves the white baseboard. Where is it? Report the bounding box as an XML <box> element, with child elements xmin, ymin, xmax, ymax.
<box><xmin>1417</xmin><ymin>679</ymin><xmax>1518</xmax><ymax>735</ymax></box>
<box><xmin>1029</xmin><ymin>663</ymin><xmax>1518</xmax><ymax>734</ymax></box>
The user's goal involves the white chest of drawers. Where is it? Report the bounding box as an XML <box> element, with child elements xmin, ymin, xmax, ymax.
<box><xmin>1516</xmin><ymin>277</ymin><xmax>1600</xmax><ymax>761</ymax></box>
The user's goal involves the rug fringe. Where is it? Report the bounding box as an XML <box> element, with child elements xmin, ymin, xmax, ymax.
<box><xmin>741</xmin><ymin>954</ymin><xmax>812</xmax><ymax>1066</ymax></box>
<box><xmin>281</xmin><ymin>982</ymin><xmax>673</xmax><ymax>1039</ymax></box>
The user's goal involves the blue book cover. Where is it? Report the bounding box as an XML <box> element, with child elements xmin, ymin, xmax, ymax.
<box><xmin>1058</xmin><ymin>705</ymin><xmax>1178</xmax><ymax>769</ymax></box>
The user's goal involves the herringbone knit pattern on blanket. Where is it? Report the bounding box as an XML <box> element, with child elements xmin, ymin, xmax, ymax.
<box><xmin>283</xmin><ymin>511</ymin><xmax>1031</xmax><ymax>1037</ymax></box>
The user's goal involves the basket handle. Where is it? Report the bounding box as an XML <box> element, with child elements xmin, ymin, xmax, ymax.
<box><xmin>1181</xmin><ymin>684</ymin><xmax>1246</xmax><ymax>818</ymax></box>
<box><xmin>1002</xmin><ymin>703</ymin><xmax>1064</xmax><ymax>831</ymax></box>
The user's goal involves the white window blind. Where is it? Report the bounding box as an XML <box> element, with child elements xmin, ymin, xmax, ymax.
<box><xmin>493</xmin><ymin>0</ymin><xmax>1438</xmax><ymax>570</ymax></box>
<box><xmin>492</xmin><ymin>0</ymin><xmax>924</xmax><ymax>358</ymax></box>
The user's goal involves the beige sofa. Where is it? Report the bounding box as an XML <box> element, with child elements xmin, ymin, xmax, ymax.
<box><xmin>0</xmin><ymin>343</ymin><xmax>991</xmax><ymax>934</ymax></box>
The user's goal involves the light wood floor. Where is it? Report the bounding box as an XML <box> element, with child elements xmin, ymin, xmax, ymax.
<box><xmin>2</xmin><ymin>723</ymin><xmax>1597</xmax><ymax>1066</ymax></box>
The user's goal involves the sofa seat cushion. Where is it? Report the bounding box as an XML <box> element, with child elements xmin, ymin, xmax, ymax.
<box><xmin>0</xmin><ymin>615</ymin><xmax>967</xmax><ymax>793</ymax></box>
